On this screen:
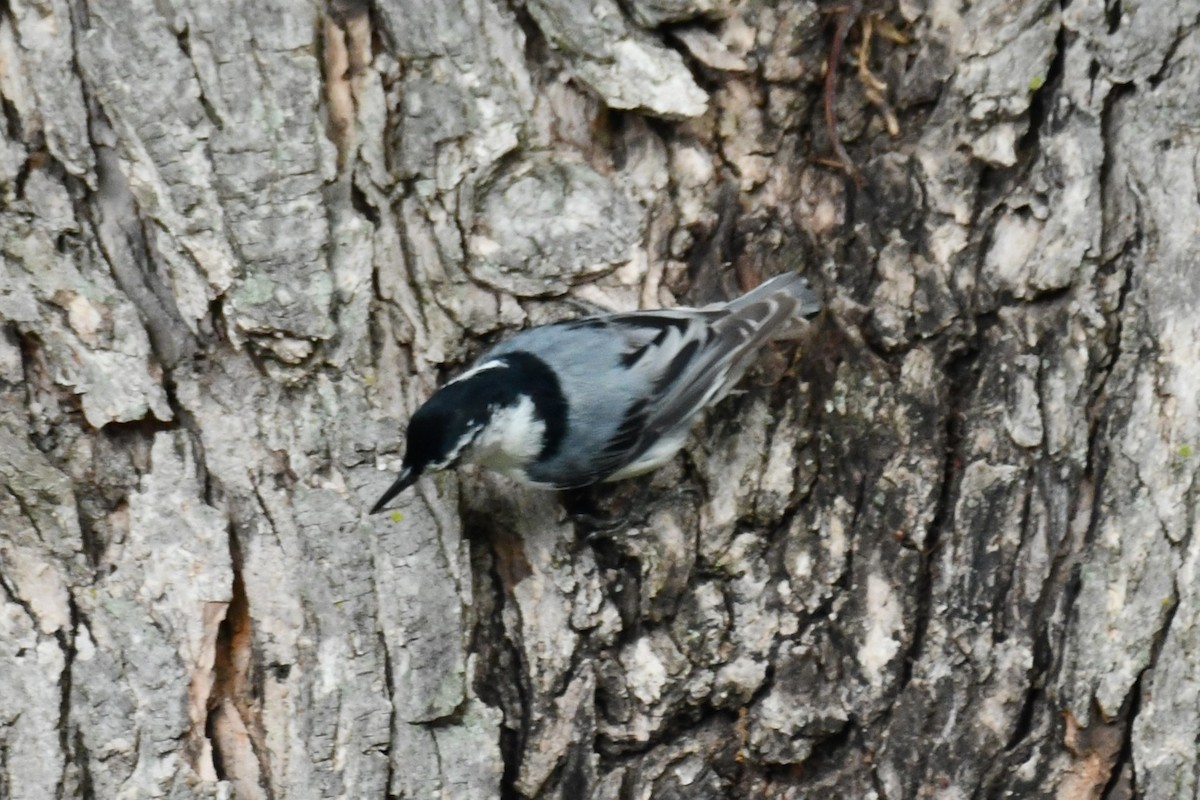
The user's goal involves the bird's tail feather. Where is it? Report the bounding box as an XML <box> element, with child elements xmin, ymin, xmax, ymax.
<box><xmin>724</xmin><ymin>272</ymin><xmax>822</xmax><ymax>318</ymax></box>
<box><xmin>643</xmin><ymin>279</ymin><xmax>818</xmax><ymax>440</ymax></box>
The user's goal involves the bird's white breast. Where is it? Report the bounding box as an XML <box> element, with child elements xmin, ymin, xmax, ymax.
<box><xmin>465</xmin><ymin>396</ymin><xmax>545</xmax><ymax>479</ymax></box>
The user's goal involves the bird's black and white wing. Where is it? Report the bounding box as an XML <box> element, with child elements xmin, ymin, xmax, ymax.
<box><xmin>539</xmin><ymin>273</ymin><xmax>817</xmax><ymax>485</ymax></box>
<box><xmin>616</xmin><ymin>287</ymin><xmax>808</xmax><ymax>476</ymax></box>
<box><xmin>569</xmin><ymin>309</ymin><xmax>719</xmax><ymax>482</ymax></box>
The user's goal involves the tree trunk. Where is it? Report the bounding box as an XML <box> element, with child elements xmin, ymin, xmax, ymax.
<box><xmin>2</xmin><ymin>0</ymin><xmax>1197</xmax><ymax>797</ymax></box>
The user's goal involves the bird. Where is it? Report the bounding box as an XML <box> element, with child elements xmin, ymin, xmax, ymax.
<box><xmin>370</xmin><ymin>272</ymin><xmax>821</xmax><ymax>514</ymax></box>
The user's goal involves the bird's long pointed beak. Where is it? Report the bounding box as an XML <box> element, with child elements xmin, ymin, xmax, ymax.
<box><xmin>370</xmin><ymin>466</ymin><xmax>417</xmax><ymax>515</ymax></box>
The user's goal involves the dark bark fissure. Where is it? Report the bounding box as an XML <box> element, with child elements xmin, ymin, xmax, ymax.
<box><xmin>8</xmin><ymin>141</ymin><xmax>36</xmax><ymax>206</ymax></box>
<box><xmin>1104</xmin><ymin>0</ymin><xmax>1123</xmax><ymax>33</ymax></box>
<box><xmin>589</xmin><ymin>536</ymin><xmax>646</xmax><ymax>647</ymax></box>
<box><xmin>1102</xmin><ymin>574</ymin><xmax>1181</xmax><ymax>799</ymax></box>
<box><xmin>350</xmin><ymin>179</ymin><xmax>383</xmax><ymax>227</ymax></box>
<box><xmin>981</xmin><ymin>475</ymin><xmax>1050</xmax><ymax>788</ymax></box>
<box><xmin>171</xmin><ymin>25</ymin><xmax>223</xmax><ymax>133</ymax></box>
<box><xmin>686</xmin><ymin>181</ymin><xmax>740</xmax><ymax>305</ymax></box>
<box><xmin>1098</xmin><ymin>695</ymin><xmax>1137</xmax><ymax>798</ymax></box>
<box><xmin>1017</xmin><ymin>23</ymin><xmax>1067</xmax><ymax>163</ymax></box>
<box><xmin>469</xmin><ymin>528</ymin><xmax>535</xmax><ymax>800</ymax></box>
<box><xmin>900</xmin><ymin>333</ymin><xmax>981</xmax><ymax>689</ymax></box>
<box><xmin>17</xmin><ymin>332</ymin><xmax>84</xmax><ymax>455</ymax></box>
<box><xmin>73</xmin><ymin>493</ymin><xmax>114</xmax><ymax>574</ymax></box>
<box><xmin>0</xmin><ymin>67</ymin><xmax>21</xmax><ymax>144</ymax></box>
<box><xmin>1005</xmin><ymin>627</ymin><xmax>1055</xmax><ymax>757</ymax></box>
<box><xmin>1094</xmin><ymin>82</ymin><xmax>1136</xmax><ymax>388</ymax></box>
<box><xmin>989</xmin><ymin>472</ymin><xmax>1035</xmax><ymax>648</ymax></box>
<box><xmin>773</xmin><ymin>717</ymin><xmax>856</xmax><ymax>784</ymax></box>
<box><xmin>499</xmin><ymin>721</ymin><xmax>525</xmax><ymax>800</ymax></box>
<box><xmin>85</xmin><ymin>115</ymin><xmax>198</xmax><ymax>369</ymax></box>
<box><xmin>1145</xmin><ymin>24</ymin><xmax>1192</xmax><ymax>89</ymax></box>
<box><xmin>54</xmin><ymin>596</ymin><xmax>84</xmax><ymax>800</ymax></box>
<box><xmin>0</xmin><ymin>561</ymin><xmax>36</xmax><ymax>629</ymax></box>
<box><xmin>68</xmin><ymin>0</ymin><xmax>197</xmax><ymax>373</ymax></box>
<box><xmin>508</xmin><ymin>2</ymin><xmax>553</xmax><ymax>92</ymax></box>
<box><xmin>206</xmin><ymin>525</ymin><xmax>272</xmax><ymax>799</ymax></box>
<box><xmin>379</xmin><ymin>629</ymin><xmax>397</xmax><ymax>798</ymax></box>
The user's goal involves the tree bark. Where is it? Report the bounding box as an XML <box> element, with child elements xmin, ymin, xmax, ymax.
<box><xmin>1</xmin><ymin>0</ymin><xmax>1197</xmax><ymax>797</ymax></box>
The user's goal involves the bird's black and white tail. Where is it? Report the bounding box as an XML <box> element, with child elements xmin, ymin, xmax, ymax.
<box><xmin>639</xmin><ymin>272</ymin><xmax>821</xmax><ymax>443</ymax></box>
<box><xmin>723</xmin><ymin>271</ymin><xmax>822</xmax><ymax>319</ymax></box>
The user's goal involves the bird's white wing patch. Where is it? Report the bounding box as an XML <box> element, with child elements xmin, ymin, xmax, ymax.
<box><xmin>447</xmin><ymin>359</ymin><xmax>508</xmax><ymax>386</ymax></box>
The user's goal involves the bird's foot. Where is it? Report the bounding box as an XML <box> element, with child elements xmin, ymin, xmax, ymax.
<box><xmin>558</xmin><ymin>487</ymin><xmax>646</xmax><ymax>541</ymax></box>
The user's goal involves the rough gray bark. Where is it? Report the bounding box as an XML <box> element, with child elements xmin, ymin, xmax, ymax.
<box><xmin>1</xmin><ymin>0</ymin><xmax>1197</xmax><ymax>797</ymax></box>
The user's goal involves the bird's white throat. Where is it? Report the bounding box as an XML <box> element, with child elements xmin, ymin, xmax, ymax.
<box><xmin>464</xmin><ymin>395</ymin><xmax>545</xmax><ymax>477</ymax></box>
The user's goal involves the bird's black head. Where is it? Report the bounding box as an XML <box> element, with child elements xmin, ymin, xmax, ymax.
<box><xmin>403</xmin><ymin>381</ymin><xmax>493</xmax><ymax>474</ymax></box>
<box><xmin>370</xmin><ymin>355</ymin><xmax>567</xmax><ymax>514</ymax></box>
<box><xmin>369</xmin><ymin>382</ymin><xmax>492</xmax><ymax>514</ymax></box>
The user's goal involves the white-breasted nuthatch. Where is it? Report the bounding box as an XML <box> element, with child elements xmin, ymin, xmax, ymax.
<box><xmin>370</xmin><ymin>272</ymin><xmax>821</xmax><ymax>513</ymax></box>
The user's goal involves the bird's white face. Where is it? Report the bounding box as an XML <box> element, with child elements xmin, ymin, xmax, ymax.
<box><xmin>463</xmin><ymin>395</ymin><xmax>546</xmax><ymax>478</ymax></box>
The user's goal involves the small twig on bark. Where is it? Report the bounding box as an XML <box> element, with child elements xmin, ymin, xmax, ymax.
<box><xmin>824</xmin><ymin>0</ymin><xmax>864</xmax><ymax>186</ymax></box>
<box><xmin>823</xmin><ymin>5</ymin><xmax>913</xmax><ymax>180</ymax></box>
<box><xmin>857</xmin><ymin>15</ymin><xmax>902</xmax><ymax>137</ymax></box>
